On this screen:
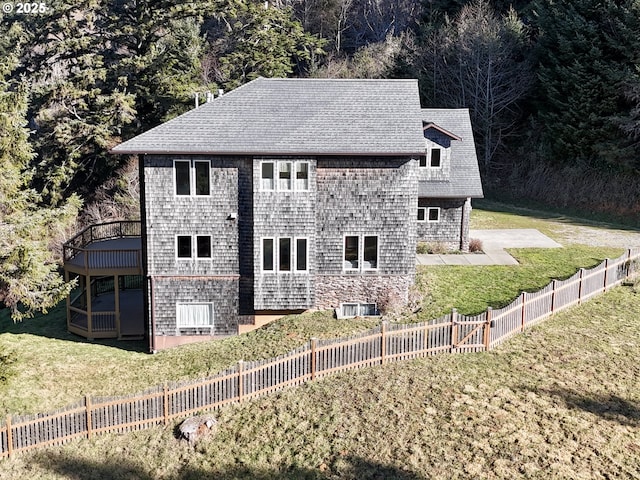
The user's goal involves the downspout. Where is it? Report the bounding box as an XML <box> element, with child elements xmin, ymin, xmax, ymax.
<box><xmin>459</xmin><ymin>197</ymin><xmax>468</xmax><ymax>251</ymax></box>
<box><xmin>150</xmin><ymin>275</ymin><xmax>156</xmax><ymax>353</ymax></box>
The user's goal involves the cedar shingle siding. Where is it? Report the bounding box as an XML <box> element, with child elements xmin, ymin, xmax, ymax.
<box><xmin>111</xmin><ymin>78</ymin><xmax>482</xmax><ymax>349</ymax></box>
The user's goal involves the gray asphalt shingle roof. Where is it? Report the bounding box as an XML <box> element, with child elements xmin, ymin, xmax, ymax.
<box><xmin>419</xmin><ymin>108</ymin><xmax>484</xmax><ymax>199</ymax></box>
<box><xmin>111</xmin><ymin>77</ymin><xmax>425</xmax><ymax>156</ymax></box>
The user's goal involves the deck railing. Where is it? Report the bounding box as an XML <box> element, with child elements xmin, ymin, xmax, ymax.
<box><xmin>63</xmin><ymin>221</ymin><xmax>142</xmax><ymax>274</ymax></box>
<box><xmin>63</xmin><ymin>220</ymin><xmax>141</xmax><ymax>261</ymax></box>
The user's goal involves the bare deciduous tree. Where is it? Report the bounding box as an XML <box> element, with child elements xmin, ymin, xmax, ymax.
<box><xmin>421</xmin><ymin>0</ymin><xmax>532</xmax><ymax>170</ymax></box>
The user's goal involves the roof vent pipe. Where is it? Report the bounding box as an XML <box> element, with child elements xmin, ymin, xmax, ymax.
<box><xmin>194</xmin><ymin>92</ymin><xmax>200</xmax><ymax>108</ymax></box>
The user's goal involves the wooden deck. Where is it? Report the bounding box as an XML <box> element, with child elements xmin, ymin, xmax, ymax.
<box><xmin>64</xmin><ymin>238</ymin><xmax>143</xmax><ymax>275</ymax></box>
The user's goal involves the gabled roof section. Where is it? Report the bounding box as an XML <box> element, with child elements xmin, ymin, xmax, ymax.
<box><xmin>419</xmin><ymin>108</ymin><xmax>484</xmax><ymax>198</ymax></box>
<box><xmin>423</xmin><ymin>122</ymin><xmax>462</xmax><ymax>142</ymax></box>
<box><xmin>111</xmin><ymin>77</ymin><xmax>425</xmax><ymax>156</ymax></box>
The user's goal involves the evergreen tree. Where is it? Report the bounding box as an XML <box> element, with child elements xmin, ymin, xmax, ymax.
<box><xmin>206</xmin><ymin>1</ymin><xmax>325</xmax><ymax>89</ymax></box>
<box><xmin>533</xmin><ymin>0</ymin><xmax>640</xmax><ymax>170</ymax></box>
<box><xmin>0</xmin><ymin>55</ymin><xmax>80</xmax><ymax>320</ymax></box>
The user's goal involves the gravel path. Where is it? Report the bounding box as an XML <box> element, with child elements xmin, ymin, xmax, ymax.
<box><xmin>550</xmin><ymin>224</ymin><xmax>640</xmax><ymax>248</ymax></box>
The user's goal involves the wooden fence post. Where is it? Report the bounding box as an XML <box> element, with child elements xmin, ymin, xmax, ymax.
<box><xmin>578</xmin><ymin>269</ymin><xmax>584</xmax><ymax>304</ymax></box>
<box><xmin>551</xmin><ymin>280</ymin><xmax>557</xmax><ymax>313</ymax></box>
<box><xmin>237</xmin><ymin>361</ymin><xmax>244</xmax><ymax>403</ymax></box>
<box><xmin>603</xmin><ymin>258</ymin><xmax>609</xmax><ymax>292</ymax></box>
<box><xmin>521</xmin><ymin>292</ymin><xmax>527</xmax><ymax>332</ymax></box>
<box><xmin>5</xmin><ymin>415</ymin><xmax>12</xmax><ymax>458</ymax></box>
<box><xmin>484</xmin><ymin>307</ymin><xmax>492</xmax><ymax>351</ymax></box>
<box><xmin>380</xmin><ymin>321</ymin><xmax>387</xmax><ymax>365</ymax></box>
<box><xmin>163</xmin><ymin>383</ymin><xmax>169</xmax><ymax>425</ymax></box>
<box><xmin>310</xmin><ymin>339</ymin><xmax>317</xmax><ymax>381</ymax></box>
<box><xmin>86</xmin><ymin>395</ymin><xmax>93</xmax><ymax>440</ymax></box>
<box><xmin>450</xmin><ymin>308</ymin><xmax>458</xmax><ymax>353</ymax></box>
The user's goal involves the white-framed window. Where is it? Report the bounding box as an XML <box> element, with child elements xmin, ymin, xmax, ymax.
<box><xmin>338</xmin><ymin>302</ymin><xmax>379</xmax><ymax>319</ymax></box>
<box><xmin>174</xmin><ymin>159</ymin><xmax>211</xmax><ymax>196</ymax></box>
<box><xmin>427</xmin><ymin>207</ymin><xmax>440</xmax><ymax>222</ymax></box>
<box><xmin>262</xmin><ymin>238</ymin><xmax>275</xmax><ymax>271</ymax></box>
<box><xmin>279</xmin><ymin>237</ymin><xmax>291</xmax><ymax>271</ymax></box>
<box><xmin>196</xmin><ymin>235</ymin><xmax>212</xmax><ymax>258</ymax></box>
<box><xmin>259</xmin><ymin>160</ymin><xmax>310</xmax><ymax>192</ymax></box>
<box><xmin>343</xmin><ymin>235</ymin><xmax>378</xmax><ymax>271</ymax></box>
<box><xmin>344</xmin><ymin>235</ymin><xmax>359</xmax><ymax>270</ymax></box>
<box><xmin>429</xmin><ymin>147</ymin><xmax>442</xmax><ymax>168</ymax></box>
<box><xmin>295</xmin><ymin>162</ymin><xmax>309</xmax><ymax>191</ymax></box>
<box><xmin>279</xmin><ymin>162</ymin><xmax>292</xmax><ymax>191</ymax></box>
<box><xmin>417</xmin><ymin>207</ymin><xmax>427</xmax><ymax>222</ymax></box>
<box><xmin>419</xmin><ymin>146</ymin><xmax>444</xmax><ymax>168</ymax></box>
<box><xmin>176</xmin><ymin>235</ymin><xmax>213</xmax><ymax>259</ymax></box>
<box><xmin>261</xmin><ymin>161</ymin><xmax>275</xmax><ymax>190</ymax></box>
<box><xmin>176</xmin><ymin>303</ymin><xmax>214</xmax><ymax>329</ymax></box>
<box><xmin>174</xmin><ymin>160</ymin><xmax>191</xmax><ymax>195</ymax></box>
<box><xmin>176</xmin><ymin>235</ymin><xmax>192</xmax><ymax>258</ymax></box>
<box><xmin>262</xmin><ymin>236</ymin><xmax>309</xmax><ymax>273</ymax></box>
<box><xmin>295</xmin><ymin>238</ymin><xmax>308</xmax><ymax>271</ymax></box>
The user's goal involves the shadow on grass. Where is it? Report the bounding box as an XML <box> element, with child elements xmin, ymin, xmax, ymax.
<box><xmin>476</xmin><ymin>198</ymin><xmax>640</xmax><ymax>231</ymax></box>
<box><xmin>34</xmin><ymin>452</ymin><xmax>426</xmax><ymax>480</ymax></box>
<box><xmin>0</xmin><ymin>303</ymin><xmax>147</xmax><ymax>353</ymax></box>
<box><xmin>533</xmin><ymin>387</ymin><xmax>640</xmax><ymax>427</ymax></box>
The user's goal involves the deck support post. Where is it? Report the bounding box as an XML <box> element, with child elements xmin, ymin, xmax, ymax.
<box><xmin>86</xmin><ymin>274</ymin><xmax>93</xmax><ymax>339</ymax></box>
<box><xmin>115</xmin><ymin>274</ymin><xmax>121</xmax><ymax>339</ymax></box>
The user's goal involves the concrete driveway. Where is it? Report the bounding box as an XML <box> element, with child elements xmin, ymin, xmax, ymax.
<box><xmin>417</xmin><ymin>229</ymin><xmax>562</xmax><ymax>266</ymax></box>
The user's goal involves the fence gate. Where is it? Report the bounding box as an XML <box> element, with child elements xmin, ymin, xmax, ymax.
<box><xmin>452</xmin><ymin>311</ymin><xmax>489</xmax><ymax>353</ymax></box>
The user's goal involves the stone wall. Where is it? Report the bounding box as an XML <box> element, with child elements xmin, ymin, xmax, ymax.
<box><xmin>315</xmin><ymin>274</ymin><xmax>413</xmax><ymax>312</ymax></box>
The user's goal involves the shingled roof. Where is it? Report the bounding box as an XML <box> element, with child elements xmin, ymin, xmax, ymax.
<box><xmin>419</xmin><ymin>108</ymin><xmax>484</xmax><ymax>199</ymax></box>
<box><xmin>111</xmin><ymin>77</ymin><xmax>425</xmax><ymax>156</ymax></box>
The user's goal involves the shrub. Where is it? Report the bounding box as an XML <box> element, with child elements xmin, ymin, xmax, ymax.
<box><xmin>469</xmin><ymin>238</ymin><xmax>483</xmax><ymax>253</ymax></box>
<box><xmin>416</xmin><ymin>242</ymin><xmax>450</xmax><ymax>254</ymax></box>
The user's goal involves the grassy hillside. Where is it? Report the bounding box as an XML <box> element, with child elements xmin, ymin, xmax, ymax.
<box><xmin>1</xmin><ymin>284</ymin><xmax>638</xmax><ymax>479</ymax></box>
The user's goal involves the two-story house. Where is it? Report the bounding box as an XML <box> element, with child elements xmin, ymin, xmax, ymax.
<box><xmin>64</xmin><ymin>77</ymin><xmax>482</xmax><ymax>351</ymax></box>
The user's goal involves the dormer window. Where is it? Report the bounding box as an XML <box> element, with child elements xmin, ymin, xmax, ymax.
<box><xmin>420</xmin><ymin>146</ymin><xmax>442</xmax><ymax>168</ymax></box>
<box><xmin>429</xmin><ymin>147</ymin><xmax>441</xmax><ymax>167</ymax></box>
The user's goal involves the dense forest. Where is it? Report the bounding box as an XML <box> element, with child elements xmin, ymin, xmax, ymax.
<box><xmin>1</xmin><ymin>0</ymin><xmax>639</xmax><ymax>318</ymax></box>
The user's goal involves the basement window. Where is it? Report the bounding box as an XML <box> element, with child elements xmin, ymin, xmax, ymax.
<box><xmin>337</xmin><ymin>303</ymin><xmax>379</xmax><ymax>319</ymax></box>
<box><xmin>176</xmin><ymin>303</ymin><xmax>214</xmax><ymax>332</ymax></box>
